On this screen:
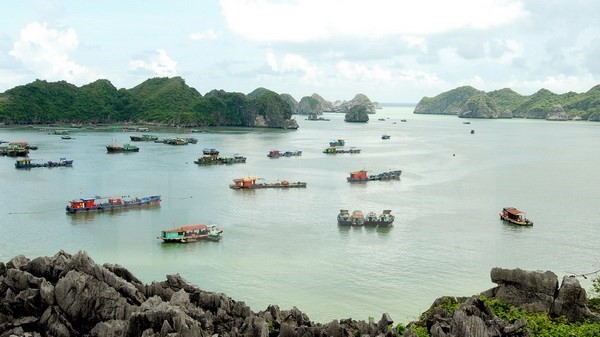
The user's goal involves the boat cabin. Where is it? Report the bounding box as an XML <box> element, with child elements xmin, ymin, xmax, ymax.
<box><xmin>268</xmin><ymin>150</ymin><xmax>281</xmax><ymax>157</ymax></box>
<box><xmin>380</xmin><ymin>210</ymin><xmax>393</xmax><ymax>222</ymax></box>
<box><xmin>349</xmin><ymin>170</ymin><xmax>368</xmax><ymax>180</ymax></box>
<box><xmin>108</xmin><ymin>198</ymin><xmax>124</xmax><ymax>205</ymax></box>
<box><xmin>69</xmin><ymin>198</ymin><xmax>97</xmax><ymax>210</ymax></box>
<box><xmin>232</xmin><ymin>177</ymin><xmax>258</xmax><ymax>188</ymax></box>
<box><xmin>501</xmin><ymin>207</ymin><xmax>527</xmax><ymax>222</ymax></box>
<box><xmin>161</xmin><ymin>224</ymin><xmax>208</xmax><ymax>240</ymax></box>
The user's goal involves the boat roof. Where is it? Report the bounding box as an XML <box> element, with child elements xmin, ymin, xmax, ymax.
<box><xmin>504</xmin><ymin>207</ymin><xmax>524</xmax><ymax>215</ymax></box>
<box><xmin>163</xmin><ymin>224</ymin><xmax>208</xmax><ymax>233</ymax></box>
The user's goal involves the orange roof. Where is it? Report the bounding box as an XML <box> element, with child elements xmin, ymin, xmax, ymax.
<box><xmin>163</xmin><ymin>224</ymin><xmax>208</xmax><ymax>233</ymax></box>
<box><xmin>505</xmin><ymin>208</ymin><xmax>524</xmax><ymax>215</ymax></box>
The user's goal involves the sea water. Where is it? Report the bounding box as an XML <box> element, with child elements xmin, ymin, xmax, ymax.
<box><xmin>0</xmin><ymin>106</ymin><xmax>599</xmax><ymax>323</ymax></box>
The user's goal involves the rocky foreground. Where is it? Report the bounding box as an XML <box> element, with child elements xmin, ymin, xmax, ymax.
<box><xmin>1</xmin><ymin>251</ymin><xmax>598</xmax><ymax>337</ymax></box>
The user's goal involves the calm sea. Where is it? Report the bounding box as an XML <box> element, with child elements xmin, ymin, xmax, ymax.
<box><xmin>1</xmin><ymin>106</ymin><xmax>599</xmax><ymax>323</ymax></box>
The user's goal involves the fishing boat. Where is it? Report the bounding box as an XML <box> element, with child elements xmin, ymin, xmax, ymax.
<box><xmin>306</xmin><ymin>114</ymin><xmax>330</xmax><ymax>121</ymax></box>
<box><xmin>106</xmin><ymin>142</ymin><xmax>139</xmax><ymax>153</ymax></box>
<box><xmin>164</xmin><ymin>138</ymin><xmax>188</xmax><ymax>145</ymax></box>
<box><xmin>66</xmin><ymin>195</ymin><xmax>161</xmax><ymax>213</ymax></box>
<box><xmin>347</xmin><ymin>170</ymin><xmax>401</xmax><ymax>182</ymax></box>
<box><xmin>337</xmin><ymin>209</ymin><xmax>395</xmax><ymax>226</ymax></box>
<box><xmin>364</xmin><ymin>210</ymin><xmax>395</xmax><ymax>226</ymax></box>
<box><xmin>337</xmin><ymin>210</ymin><xmax>365</xmax><ymax>226</ymax></box>
<box><xmin>195</xmin><ymin>154</ymin><xmax>246</xmax><ymax>165</ymax></box>
<box><xmin>500</xmin><ymin>207</ymin><xmax>533</xmax><ymax>226</ymax></box>
<box><xmin>382</xmin><ymin>134</ymin><xmax>390</xmax><ymax>140</ymax></box>
<box><xmin>4</xmin><ymin>143</ymin><xmax>29</xmax><ymax>157</ymax></box>
<box><xmin>15</xmin><ymin>158</ymin><xmax>73</xmax><ymax>169</ymax></box>
<box><xmin>61</xmin><ymin>135</ymin><xmax>72</xmax><ymax>140</ymax></box>
<box><xmin>323</xmin><ymin>147</ymin><xmax>361</xmax><ymax>154</ymax></box>
<box><xmin>329</xmin><ymin>138</ymin><xmax>345</xmax><ymax>147</ymax></box>
<box><xmin>185</xmin><ymin>137</ymin><xmax>198</xmax><ymax>144</ymax></box>
<box><xmin>130</xmin><ymin>134</ymin><xmax>158</xmax><ymax>141</ymax></box>
<box><xmin>230</xmin><ymin>177</ymin><xmax>307</xmax><ymax>189</ymax></box>
<box><xmin>158</xmin><ymin>224</ymin><xmax>223</xmax><ymax>243</ymax></box>
<box><xmin>203</xmin><ymin>148</ymin><xmax>219</xmax><ymax>155</ymax></box>
<box><xmin>268</xmin><ymin>150</ymin><xmax>302</xmax><ymax>158</ymax></box>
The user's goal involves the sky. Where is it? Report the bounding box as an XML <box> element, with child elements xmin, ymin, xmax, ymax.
<box><xmin>1</xmin><ymin>0</ymin><xmax>599</xmax><ymax>103</ymax></box>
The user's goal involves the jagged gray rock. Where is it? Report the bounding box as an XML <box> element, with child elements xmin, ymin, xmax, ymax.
<box><xmin>2</xmin><ymin>252</ymin><xmax>598</xmax><ymax>337</ymax></box>
<box><xmin>344</xmin><ymin>105</ymin><xmax>370</xmax><ymax>122</ymax></box>
<box><xmin>488</xmin><ymin>268</ymin><xmax>558</xmax><ymax>313</ymax></box>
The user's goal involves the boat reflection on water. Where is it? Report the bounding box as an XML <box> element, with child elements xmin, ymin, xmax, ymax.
<box><xmin>68</xmin><ymin>211</ymin><xmax>97</xmax><ymax>224</ymax></box>
<box><xmin>67</xmin><ymin>205</ymin><xmax>161</xmax><ymax>225</ymax></box>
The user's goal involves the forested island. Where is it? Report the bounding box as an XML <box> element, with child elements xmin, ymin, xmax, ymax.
<box><xmin>0</xmin><ymin>77</ymin><xmax>299</xmax><ymax>129</ymax></box>
<box><xmin>414</xmin><ymin>85</ymin><xmax>600</xmax><ymax>121</ymax></box>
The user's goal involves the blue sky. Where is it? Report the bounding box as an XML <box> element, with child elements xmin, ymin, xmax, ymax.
<box><xmin>1</xmin><ymin>0</ymin><xmax>599</xmax><ymax>103</ymax></box>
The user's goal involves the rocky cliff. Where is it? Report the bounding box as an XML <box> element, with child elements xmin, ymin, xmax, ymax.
<box><xmin>344</xmin><ymin>105</ymin><xmax>370</xmax><ymax>122</ymax></box>
<box><xmin>414</xmin><ymin>86</ymin><xmax>484</xmax><ymax>115</ymax></box>
<box><xmin>458</xmin><ymin>94</ymin><xmax>501</xmax><ymax>119</ymax></box>
<box><xmin>297</xmin><ymin>93</ymin><xmax>376</xmax><ymax>114</ymax></box>
<box><xmin>1</xmin><ymin>251</ymin><xmax>598</xmax><ymax>337</ymax></box>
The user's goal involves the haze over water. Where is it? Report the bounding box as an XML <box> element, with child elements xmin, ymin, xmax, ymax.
<box><xmin>1</xmin><ymin>106</ymin><xmax>599</xmax><ymax>323</ymax></box>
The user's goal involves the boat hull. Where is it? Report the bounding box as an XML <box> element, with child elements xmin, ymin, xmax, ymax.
<box><xmin>66</xmin><ymin>196</ymin><xmax>161</xmax><ymax>213</ymax></box>
<box><xmin>230</xmin><ymin>182</ymin><xmax>307</xmax><ymax>189</ymax></box>
<box><xmin>500</xmin><ymin>215</ymin><xmax>533</xmax><ymax>226</ymax></box>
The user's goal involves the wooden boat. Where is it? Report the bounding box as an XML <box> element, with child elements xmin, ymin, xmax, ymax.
<box><xmin>323</xmin><ymin>147</ymin><xmax>361</xmax><ymax>154</ymax></box>
<box><xmin>15</xmin><ymin>158</ymin><xmax>73</xmax><ymax>169</ymax></box>
<box><xmin>66</xmin><ymin>195</ymin><xmax>161</xmax><ymax>213</ymax></box>
<box><xmin>164</xmin><ymin>138</ymin><xmax>188</xmax><ymax>145</ymax></box>
<box><xmin>130</xmin><ymin>134</ymin><xmax>158</xmax><ymax>141</ymax></box>
<box><xmin>329</xmin><ymin>138</ymin><xmax>345</xmax><ymax>147</ymax></box>
<box><xmin>195</xmin><ymin>154</ymin><xmax>246</xmax><ymax>165</ymax></box>
<box><xmin>185</xmin><ymin>137</ymin><xmax>198</xmax><ymax>144</ymax></box>
<box><xmin>230</xmin><ymin>177</ymin><xmax>307</xmax><ymax>189</ymax></box>
<box><xmin>382</xmin><ymin>134</ymin><xmax>390</xmax><ymax>140</ymax></box>
<box><xmin>338</xmin><ymin>209</ymin><xmax>394</xmax><ymax>226</ymax></box>
<box><xmin>203</xmin><ymin>148</ymin><xmax>219</xmax><ymax>155</ymax></box>
<box><xmin>159</xmin><ymin>224</ymin><xmax>223</xmax><ymax>243</ymax></box>
<box><xmin>347</xmin><ymin>170</ymin><xmax>401</xmax><ymax>182</ymax></box>
<box><xmin>4</xmin><ymin>143</ymin><xmax>29</xmax><ymax>157</ymax></box>
<box><xmin>106</xmin><ymin>143</ymin><xmax>139</xmax><ymax>152</ymax></box>
<box><xmin>364</xmin><ymin>210</ymin><xmax>395</xmax><ymax>226</ymax></box>
<box><xmin>500</xmin><ymin>207</ymin><xmax>533</xmax><ymax>226</ymax></box>
<box><xmin>268</xmin><ymin>150</ymin><xmax>302</xmax><ymax>158</ymax></box>
<box><xmin>337</xmin><ymin>210</ymin><xmax>364</xmax><ymax>226</ymax></box>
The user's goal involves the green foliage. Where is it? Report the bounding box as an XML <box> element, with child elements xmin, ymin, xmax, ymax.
<box><xmin>0</xmin><ymin>78</ymin><xmax>295</xmax><ymax>128</ymax></box>
<box><xmin>487</xmin><ymin>88</ymin><xmax>527</xmax><ymax>112</ymax></box>
<box><xmin>393</xmin><ymin>323</ymin><xmax>406</xmax><ymax>335</ymax></box>
<box><xmin>410</xmin><ymin>324</ymin><xmax>430</xmax><ymax>337</ymax></box>
<box><xmin>415</xmin><ymin>86</ymin><xmax>484</xmax><ymax>114</ymax></box>
<box><xmin>483</xmin><ymin>297</ymin><xmax>600</xmax><ymax>337</ymax></box>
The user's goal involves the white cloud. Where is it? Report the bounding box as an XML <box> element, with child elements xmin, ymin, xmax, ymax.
<box><xmin>189</xmin><ymin>29</ymin><xmax>219</xmax><ymax>41</ymax></box>
<box><xmin>129</xmin><ymin>49</ymin><xmax>178</xmax><ymax>77</ymax></box>
<box><xmin>9</xmin><ymin>22</ymin><xmax>97</xmax><ymax>82</ymax></box>
<box><xmin>398</xmin><ymin>69</ymin><xmax>445</xmax><ymax>87</ymax></box>
<box><xmin>265</xmin><ymin>50</ymin><xmax>321</xmax><ymax>82</ymax></box>
<box><xmin>336</xmin><ymin>61</ymin><xmax>392</xmax><ymax>81</ymax></box>
<box><xmin>220</xmin><ymin>0</ymin><xmax>528</xmax><ymax>42</ymax></box>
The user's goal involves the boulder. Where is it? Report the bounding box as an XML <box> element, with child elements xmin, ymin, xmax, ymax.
<box><xmin>489</xmin><ymin>268</ymin><xmax>558</xmax><ymax>313</ymax></box>
<box><xmin>552</xmin><ymin>276</ymin><xmax>598</xmax><ymax>321</ymax></box>
<box><xmin>344</xmin><ymin>105</ymin><xmax>370</xmax><ymax>122</ymax></box>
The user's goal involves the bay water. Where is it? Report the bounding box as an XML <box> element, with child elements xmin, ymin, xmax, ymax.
<box><xmin>1</xmin><ymin>106</ymin><xmax>599</xmax><ymax>323</ymax></box>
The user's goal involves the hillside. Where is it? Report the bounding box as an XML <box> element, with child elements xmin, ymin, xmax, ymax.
<box><xmin>0</xmin><ymin>78</ymin><xmax>297</xmax><ymax>128</ymax></box>
<box><xmin>414</xmin><ymin>85</ymin><xmax>600</xmax><ymax>120</ymax></box>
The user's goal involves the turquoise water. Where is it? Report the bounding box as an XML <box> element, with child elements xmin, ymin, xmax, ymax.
<box><xmin>1</xmin><ymin>107</ymin><xmax>599</xmax><ymax>323</ymax></box>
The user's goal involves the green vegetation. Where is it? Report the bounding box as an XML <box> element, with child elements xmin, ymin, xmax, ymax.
<box><xmin>0</xmin><ymin>77</ymin><xmax>295</xmax><ymax>128</ymax></box>
<box><xmin>483</xmin><ymin>297</ymin><xmax>600</xmax><ymax>336</ymax></box>
<box><xmin>415</xmin><ymin>85</ymin><xmax>600</xmax><ymax>120</ymax></box>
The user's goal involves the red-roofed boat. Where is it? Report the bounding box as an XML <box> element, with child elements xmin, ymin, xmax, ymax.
<box><xmin>500</xmin><ymin>207</ymin><xmax>533</xmax><ymax>226</ymax></box>
<box><xmin>66</xmin><ymin>195</ymin><xmax>160</xmax><ymax>213</ymax></box>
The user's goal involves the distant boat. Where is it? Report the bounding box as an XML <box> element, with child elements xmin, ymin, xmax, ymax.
<box><xmin>106</xmin><ymin>142</ymin><xmax>139</xmax><ymax>153</ymax></box>
<box><xmin>130</xmin><ymin>134</ymin><xmax>158</xmax><ymax>141</ymax></box>
<box><xmin>195</xmin><ymin>154</ymin><xmax>246</xmax><ymax>165</ymax></box>
<box><xmin>500</xmin><ymin>207</ymin><xmax>533</xmax><ymax>226</ymax></box>
<box><xmin>378</xmin><ymin>118</ymin><xmax>386</xmax><ymax>121</ymax></box>
<box><xmin>323</xmin><ymin>147</ymin><xmax>361</xmax><ymax>154</ymax></box>
<box><xmin>382</xmin><ymin>134</ymin><xmax>390</xmax><ymax>140</ymax></box>
<box><xmin>230</xmin><ymin>177</ymin><xmax>307</xmax><ymax>189</ymax></box>
<box><xmin>347</xmin><ymin>170</ymin><xmax>401</xmax><ymax>182</ymax></box>
<box><xmin>268</xmin><ymin>150</ymin><xmax>302</xmax><ymax>158</ymax></box>
<box><xmin>463</xmin><ymin>121</ymin><xmax>471</xmax><ymax>124</ymax></box>
<box><xmin>61</xmin><ymin>135</ymin><xmax>72</xmax><ymax>140</ymax></box>
<box><xmin>164</xmin><ymin>138</ymin><xmax>188</xmax><ymax>145</ymax></box>
<box><xmin>66</xmin><ymin>195</ymin><xmax>161</xmax><ymax>213</ymax></box>
<box><xmin>329</xmin><ymin>138</ymin><xmax>345</xmax><ymax>147</ymax></box>
<box><xmin>400</xmin><ymin>119</ymin><xmax>407</xmax><ymax>122</ymax></box>
<box><xmin>470</xmin><ymin>130</ymin><xmax>475</xmax><ymax>134</ymax></box>
<box><xmin>338</xmin><ymin>209</ymin><xmax>394</xmax><ymax>226</ymax></box>
<box><xmin>159</xmin><ymin>224</ymin><xmax>223</xmax><ymax>243</ymax></box>
<box><xmin>15</xmin><ymin>158</ymin><xmax>73</xmax><ymax>169</ymax></box>
<box><xmin>203</xmin><ymin>148</ymin><xmax>219</xmax><ymax>156</ymax></box>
